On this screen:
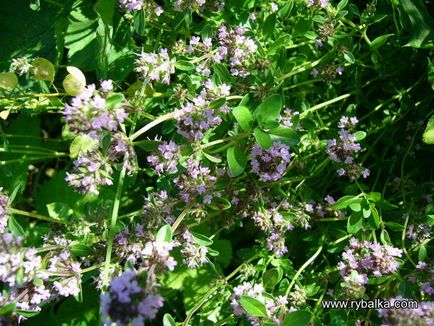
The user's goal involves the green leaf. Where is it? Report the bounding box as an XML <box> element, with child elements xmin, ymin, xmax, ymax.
<box><xmin>268</xmin><ymin>127</ymin><xmax>300</xmax><ymax>144</ymax></box>
<box><xmin>69</xmin><ymin>135</ymin><xmax>99</xmax><ymax>158</ymax></box>
<box><xmin>343</xmin><ymin>52</ymin><xmax>355</xmax><ymax>64</ymax></box>
<box><xmin>94</xmin><ymin>0</ymin><xmax>116</xmax><ymax>26</ymax></box>
<box><xmin>106</xmin><ymin>93</ymin><xmax>125</xmax><ymax>108</ymax></box>
<box><xmin>0</xmin><ymin>303</ymin><xmax>16</xmax><ymax>316</ymax></box>
<box><xmin>400</xmin><ymin>0</ymin><xmax>434</xmax><ymax>48</ymax></box>
<box><xmin>428</xmin><ymin>58</ymin><xmax>434</xmax><ymax>92</ymax></box>
<box><xmin>380</xmin><ymin>229</ymin><xmax>391</xmax><ymax>245</ymax></box>
<box><xmin>156</xmin><ymin>224</ymin><xmax>172</xmax><ymax>243</ymax></box>
<box><xmin>418</xmin><ymin>245</ymin><xmax>427</xmax><ymax>261</ymax></box>
<box><xmin>385</xmin><ymin>221</ymin><xmax>404</xmax><ymax>232</ymax></box>
<box><xmin>337</xmin><ymin>0</ymin><xmax>348</xmax><ymax>10</ymax></box>
<box><xmin>233</xmin><ymin>106</ymin><xmax>254</xmax><ymax>132</ymax></box>
<box><xmin>368</xmin><ymin>204</ymin><xmax>380</xmax><ymax>228</ymax></box>
<box><xmin>8</xmin><ymin>215</ymin><xmax>25</xmax><ymax>237</ymax></box>
<box><xmin>254</xmin><ymin>128</ymin><xmax>272</xmax><ymax>149</ymax></box>
<box><xmin>254</xmin><ymin>94</ymin><xmax>282</xmax><ymax>124</ymax></box>
<box><xmin>354</xmin><ymin>131</ymin><xmax>366</xmax><ymax>141</ymax></box>
<box><xmin>227</xmin><ymin>146</ymin><xmax>247</xmax><ymax>177</ymax></box>
<box><xmin>134</xmin><ymin>140</ymin><xmax>161</xmax><ymax>151</ymax></box>
<box><xmin>209</xmin><ymin>97</ymin><xmax>226</xmax><ymax>110</ymax></box>
<box><xmin>46</xmin><ymin>202</ymin><xmax>71</xmax><ymax>220</ymax></box>
<box><xmin>330</xmin><ymin>195</ymin><xmax>362</xmax><ymax>210</ymax></box>
<box><xmin>283</xmin><ymin>310</ymin><xmax>313</xmax><ymax>326</ymax></box>
<box><xmin>202</xmin><ymin>151</ymin><xmax>222</xmax><ymax>163</ymax></box>
<box><xmin>239</xmin><ymin>296</ymin><xmax>268</xmax><ymax>318</ymax></box>
<box><xmin>370</xmin><ymin>34</ymin><xmax>394</xmax><ymax>50</ymax></box>
<box><xmin>423</xmin><ymin>115</ymin><xmax>434</xmax><ymax>144</ymax></box>
<box><xmin>263</xmin><ymin>14</ymin><xmax>276</xmax><ymax>38</ymax></box>
<box><xmin>213</xmin><ymin>63</ymin><xmax>231</xmax><ymax>83</ymax></box>
<box><xmin>263</xmin><ymin>268</ymin><xmax>283</xmax><ymax>290</ymax></box>
<box><xmin>347</xmin><ymin>212</ymin><xmax>363</xmax><ymax>234</ymax></box>
<box><xmin>191</xmin><ymin>232</ymin><xmax>213</xmax><ymax>246</ymax></box>
<box><xmin>163</xmin><ymin>313</ymin><xmax>176</xmax><ymax>326</ymax></box>
<box><xmin>211</xmin><ymin>239</ymin><xmax>232</xmax><ymax>268</ymax></box>
<box><xmin>175</xmin><ymin>60</ymin><xmax>195</xmax><ymax>71</ymax></box>
<box><xmin>70</xmin><ymin>244</ymin><xmax>93</xmax><ymax>257</ymax></box>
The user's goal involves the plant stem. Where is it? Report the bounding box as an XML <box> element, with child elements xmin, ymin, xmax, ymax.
<box><xmin>171</xmin><ymin>205</ymin><xmax>193</xmax><ymax>233</ymax></box>
<box><xmin>0</xmin><ymin>92</ymin><xmax>67</xmax><ymax>100</ymax></box>
<box><xmin>183</xmin><ymin>254</ymin><xmax>259</xmax><ymax>325</ymax></box>
<box><xmin>300</xmin><ymin>93</ymin><xmax>352</xmax><ymax>118</ymax></box>
<box><xmin>10</xmin><ymin>208</ymin><xmax>67</xmax><ymax>224</ymax></box>
<box><xmin>102</xmin><ymin>163</ymin><xmax>127</xmax><ymax>289</ymax></box>
<box><xmin>285</xmin><ymin>245</ymin><xmax>323</xmax><ymax>297</ymax></box>
<box><xmin>129</xmin><ymin>112</ymin><xmax>177</xmax><ymax>141</ymax></box>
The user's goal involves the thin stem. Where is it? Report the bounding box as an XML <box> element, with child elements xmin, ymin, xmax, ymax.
<box><xmin>102</xmin><ymin>163</ymin><xmax>127</xmax><ymax>289</ymax></box>
<box><xmin>183</xmin><ymin>254</ymin><xmax>259</xmax><ymax>325</ymax></box>
<box><xmin>285</xmin><ymin>245</ymin><xmax>323</xmax><ymax>297</ymax></box>
<box><xmin>0</xmin><ymin>92</ymin><xmax>67</xmax><ymax>100</ymax></box>
<box><xmin>300</xmin><ymin>93</ymin><xmax>352</xmax><ymax>118</ymax></box>
<box><xmin>130</xmin><ymin>112</ymin><xmax>177</xmax><ymax>141</ymax></box>
<box><xmin>171</xmin><ymin>205</ymin><xmax>193</xmax><ymax>233</ymax></box>
<box><xmin>10</xmin><ymin>208</ymin><xmax>67</xmax><ymax>224</ymax></box>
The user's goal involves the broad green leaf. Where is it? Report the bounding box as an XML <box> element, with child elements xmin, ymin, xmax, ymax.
<box><xmin>370</xmin><ymin>34</ymin><xmax>394</xmax><ymax>50</ymax></box>
<box><xmin>254</xmin><ymin>128</ymin><xmax>272</xmax><ymax>149</ymax></box>
<box><xmin>283</xmin><ymin>310</ymin><xmax>313</xmax><ymax>326</ymax></box>
<box><xmin>423</xmin><ymin>115</ymin><xmax>434</xmax><ymax>144</ymax></box>
<box><xmin>0</xmin><ymin>303</ymin><xmax>16</xmax><ymax>316</ymax></box>
<box><xmin>254</xmin><ymin>94</ymin><xmax>282</xmax><ymax>124</ymax></box>
<box><xmin>400</xmin><ymin>0</ymin><xmax>434</xmax><ymax>48</ymax></box>
<box><xmin>163</xmin><ymin>314</ymin><xmax>176</xmax><ymax>326</ymax></box>
<box><xmin>337</xmin><ymin>0</ymin><xmax>348</xmax><ymax>10</ymax></box>
<box><xmin>227</xmin><ymin>146</ymin><xmax>247</xmax><ymax>177</ymax></box>
<box><xmin>347</xmin><ymin>212</ymin><xmax>363</xmax><ymax>234</ymax></box>
<box><xmin>106</xmin><ymin>93</ymin><xmax>124</xmax><ymax>108</ymax></box>
<box><xmin>428</xmin><ymin>58</ymin><xmax>434</xmax><ymax>92</ymax></box>
<box><xmin>156</xmin><ymin>224</ymin><xmax>172</xmax><ymax>243</ymax></box>
<box><xmin>354</xmin><ymin>131</ymin><xmax>366</xmax><ymax>141</ymax></box>
<box><xmin>239</xmin><ymin>296</ymin><xmax>268</xmax><ymax>318</ymax></box>
<box><xmin>175</xmin><ymin>60</ymin><xmax>195</xmax><ymax>71</ymax></box>
<box><xmin>47</xmin><ymin>202</ymin><xmax>71</xmax><ymax>220</ymax></box>
<box><xmin>191</xmin><ymin>232</ymin><xmax>213</xmax><ymax>246</ymax></box>
<box><xmin>268</xmin><ymin>127</ymin><xmax>300</xmax><ymax>144</ymax></box>
<box><xmin>418</xmin><ymin>245</ymin><xmax>427</xmax><ymax>261</ymax></box>
<box><xmin>202</xmin><ymin>151</ymin><xmax>222</xmax><ymax>163</ymax></box>
<box><xmin>209</xmin><ymin>97</ymin><xmax>226</xmax><ymax>110</ymax></box>
<box><xmin>330</xmin><ymin>195</ymin><xmax>362</xmax><ymax>210</ymax></box>
<box><xmin>263</xmin><ymin>268</ymin><xmax>283</xmax><ymax>290</ymax></box>
<box><xmin>368</xmin><ymin>204</ymin><xmax>380</xmax><ymax>228</ymax></box>
<box><xmin>69</xmin><ymin>135</ymin><xmax>99</xmax><ymax>158</ymax></box>
<box><xmin>70</xmin><ymin>244</ymin><xmax>93</xmax><ymax>257</ymax></box>
<box><xmin>233</xmin><ymin>106</ymin><xmax>254</xmax><ymax>132</ymax></box>
<box><xmin>94</xmin><ymin>0</ymin><xmax>116</xmax><ymax>26</ymax></box>
<box><xmin>8</xmin><ymin>215</ymin><xmax>25</xmax><ymax>237</ymax></box>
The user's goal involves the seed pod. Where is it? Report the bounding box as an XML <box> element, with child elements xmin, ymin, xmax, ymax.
<box><xmin>0</xmin><ymin>72</ymin><xmax>18</xmax><ymax>90</ymax></box>
<box><xmin>63</xmin><ymin>66</ymin><xmax>86</xmax><ymax>96</ymax></box>
<box><xmin>30</xmin><ymin>57</ymin><xmax>55</xmax><ymax>82</ymax></box>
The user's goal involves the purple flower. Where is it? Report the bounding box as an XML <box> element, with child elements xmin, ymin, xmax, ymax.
<box><xmin>250</xmin><ymin>142</ymin><xmax>291</xmax><ymax>182</ymax></box>
<box><xmin>0</xmin><ymin>188</ymin><xmax>9</xmax><ymax>233</ymax></box>
<box><xmin>118</xmin><ymin>0</ymin><xmax>144</xmax><ymax>12</ymax></box>
<box><xmin>135</xmin><ymin>49</ymin><xmax>175</xmax><ymax>85</ymax></box>
<box><xmin>65</xmin><ymin>151</ymin><xmax>113</xmax><ymax>195</ymax></box>
<box><xmin>64</xmin><ymin>81</ymin><xmax>127</xmax><ymax>138</ymax></box>
<box><xmin>175</xmin><ymin>80</ymin><xmax>230</xmax><ymax>140</ymax></box>
<box><xmin>101</xmin><ymin>270</ymin><xmax>164</xmax><ymax>325</ymax></box>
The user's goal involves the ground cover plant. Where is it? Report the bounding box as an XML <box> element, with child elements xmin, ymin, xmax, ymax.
<box><xmin>0</xmin><ymin>0</ymin><xmax>434</xmax><ymax>325</ymax></box>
